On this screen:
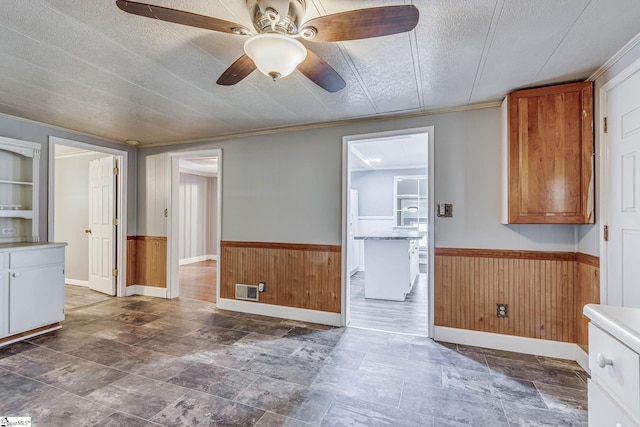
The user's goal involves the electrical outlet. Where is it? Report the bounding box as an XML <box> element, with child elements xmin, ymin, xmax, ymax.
<box><xmin>1</xmin><ymin>227</ymin><xmax>15</xmax><ymax>235</ymax></box>
<box><xmin>497</xmin><ymin>303</ymin><xmax>508</xmax><ymax>318</ymax></box>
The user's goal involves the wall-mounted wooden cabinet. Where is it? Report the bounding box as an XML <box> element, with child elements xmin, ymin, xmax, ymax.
<box><xmin>501</xmin><ymin>81</ymin><xmax>594</xmax><ymax>224</ymax></box>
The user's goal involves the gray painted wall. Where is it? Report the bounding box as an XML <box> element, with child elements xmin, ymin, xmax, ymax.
<box><xmin>351</xmin><ymin>168</ymin><xmax>427</xmax><ymax>217</ymax></box>
<box><xmin>3</xmin><ymin>37</ymin><xmax>639</xmax><ymax>257</ymax></box>
<box><xmin>138</xmin><ymin>107</ymin><xmax>576</xmax><ymax>251</ymax></box>
<box><xmin>179</xmin><ymin>173</ymin><xmax>217</xmax><ymax>260</ymax></box>
<box><xmin>0</xmin><ymin>113</ymin><xmax>138</xmax><ymax>237</ymax></box>
<box><xmin>54</xmin><ymin>152</ymin><xmax>110</xmax><ymax>281</ymax></box>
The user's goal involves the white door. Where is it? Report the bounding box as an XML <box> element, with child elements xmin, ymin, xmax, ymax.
<box><xmin>606</xmin><ymin>66</ymin><xmax>640</xmax><ymax>307</ymax></box>
<box><xmin>88</xmin><ymin>156</ymin><xmax>116</xmax><ymax>295</ymax></box>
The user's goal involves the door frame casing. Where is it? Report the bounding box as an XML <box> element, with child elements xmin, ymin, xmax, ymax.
<box><xmin>47</xmin><ymin>136</ymin><xmax>128</xmax><ymax>297</ymax></box>
<box><xmin>598</xmin><ymin>55</ymin><xmax>640</xmax><ymax>305</ymax></box>
<box><xmin>341</xmin><ymin>126</ymin><xmax>435</xmax><ymax>336</ymax></box>
<box><xmin>166</xmin><ymin>149</ymin><xmax>222</xmax><ymax>300</ymax></box>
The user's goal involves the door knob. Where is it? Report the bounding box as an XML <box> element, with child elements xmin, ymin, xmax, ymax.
<box><xmin>85</xmin><ymin>229</ymin><xmax>92</xmax><ymax>234</ymax></box>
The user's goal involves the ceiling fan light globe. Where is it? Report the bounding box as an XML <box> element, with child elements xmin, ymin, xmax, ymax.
<box><xmin>244</xmin><ymin>33</ymin><xmax>307</xmax><ymax>79</ymax></box>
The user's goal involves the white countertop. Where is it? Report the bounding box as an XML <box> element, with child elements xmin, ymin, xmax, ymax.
<box><xmin>354</xmin><ymin>231</ymin><xmax>425</xmax><ymax>240</ymax></box>
<box><xmin>0</xmin><ymin>242</ymin><xmax>67</xmax><ymax>252</ymax></box>
<box><xmin>584</xmin><ymin>304</ymin><xmax>640</xmax><ymax>354</ymax></box>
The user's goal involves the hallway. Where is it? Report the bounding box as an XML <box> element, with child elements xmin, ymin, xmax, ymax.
<box><xmin>179</xmin><ymin>260</ymin><xmax>217</xmax><ymax>303</ymax></box>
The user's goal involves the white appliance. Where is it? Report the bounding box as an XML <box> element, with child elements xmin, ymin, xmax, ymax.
<box><xmin>349</xmin><ymin>189</ymin><xmax>363</xmax><ymax>275</ymax></box>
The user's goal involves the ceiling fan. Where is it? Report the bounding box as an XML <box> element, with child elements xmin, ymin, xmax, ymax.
<box><xmin>115</xmin><ymin>0</ymin><xmax>419</xmax><ymax>92</ymax></box>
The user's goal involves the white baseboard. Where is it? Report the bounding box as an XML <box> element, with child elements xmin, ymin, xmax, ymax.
<box><xmin>434</xmin><ymin>326</ymin><xmax>579</xmax><ymax>360</ymax></box>
<box><xmin>575</xmin><ymin>344</ymin><xmax>590</xmax><ymax>373</ymax></box>
<box><xmin>126</xmin><ymin>285</ymin><xmax>167</xmax><ymax>298</ymax></box>
<box><xmin>179</xmin><ymin>254</ymin><xmax>217</xmax><ymax>265</ymax></box>
<box><xmin>65</xmin><ymin>279</ymin><xmax>89</xmax><ymax>287</ymax></box>
<box><xmin>217</xmin><ymin>298</ymin><xmax>341</xmax><ymax>327</ymax></box>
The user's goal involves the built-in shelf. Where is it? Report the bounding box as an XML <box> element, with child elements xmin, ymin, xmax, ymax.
<box><xmin>0</xmin><ymin>180</ymin><xmax>33</xmax><ymax>186</ymax></box>
<box><xmin>0</xmin><ymin>210</ymin><xmax>33</xmax><ymax>219</ymax></box>
<box><xmin>0</xmin><ymin>135</ymin><xmax>40</xmax><ymax>243</ymax></box>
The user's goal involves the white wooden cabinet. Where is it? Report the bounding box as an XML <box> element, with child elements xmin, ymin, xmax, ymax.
<box><xmin>409</xmin><ymin>239</ymin><xmax>419</xmax><ymax>290</ymax></box>
<box><xmin>585</xmin><ymin>305</ymin><xmax>640</xmax><ymax>426</ymax></box>
<box><xmin>355</xmin><ymin>234</ymin><xmax>422</xmax><ymax>301</ymax></box>
<box><xmin>0</xmin><ymin>244</ymin><xmax>66</xmax><ymax>343</ymax></box>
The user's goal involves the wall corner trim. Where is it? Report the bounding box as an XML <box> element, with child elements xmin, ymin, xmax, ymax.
<box><xmin>217</xmin><ymin>298</ymin><xmax>341</xmax><ymax>327</ymax></box>
<box><xmin>575</xmin><ymin>344</ymin><xmax>590</xmax><ymax>373</ymax></box>
<box><xmin>434</xmin><ymin>326</ymin><xmax>581</xmax><ymax>361</ymax></box>
<box><xmin>126</xmin><ymin>285</ymin><xmax>167</xmax><ymax>298</ymax></box>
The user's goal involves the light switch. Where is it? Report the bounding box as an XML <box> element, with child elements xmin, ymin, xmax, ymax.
<box><xmin>437</xmin><ymin>203</ymin><xmax>453</xmax><ymax>218</ymax></box>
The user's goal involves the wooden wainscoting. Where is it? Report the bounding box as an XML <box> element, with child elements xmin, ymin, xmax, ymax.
<box><xmin>435</xmin><ymin>248</ymin><xmax>599</xmax><ymax>344</ymax></box>
<box><xmin>220</xmin><ymin>241</ymin><xmax>341</xmax><ymax>313</ymax></box>
<box><xmin>127</xmin><ymin>236</ymin><xmax>136</xmax><ymax>286</ymax></box>
<box><xmin>575</xmin><ymin>253</ymin><xmax>600</xmax><ymax>352</ymax></box>
<box><xmin>126</xmin><ymin>236</ymin><xmax>167</xmax><ymax>288</ymax></box>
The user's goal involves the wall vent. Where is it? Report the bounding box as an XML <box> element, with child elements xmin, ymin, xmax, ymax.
<box><xmin>235</xmin><ymin>284</ymin><xmax>259</xmax><ymax>301</ymax></box>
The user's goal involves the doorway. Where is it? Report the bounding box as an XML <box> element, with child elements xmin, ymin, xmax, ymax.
<box><xmin>343</xmin><ymin>128</ymin><xmax>434</xmax><ymax>336</ymax></box>
<box><xmin>167</xmin><ymin>149</ymin><xmax>222</xmax><ymax>303</ymax></box>
<box><xmin>48</xmin><ymin>136</ymin><xmax>128</xmax><ymax>302</ymax></box>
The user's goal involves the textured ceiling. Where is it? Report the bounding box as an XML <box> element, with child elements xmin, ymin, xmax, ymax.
<box><xmin>350</xmin><ymin>134</ymin><xmax>428</xmax><ymax>171</ymax></box>
<box><xmin>1</xmin><ymin>0</ymin><xmax>640</xmax><ymax>145</ymax></box>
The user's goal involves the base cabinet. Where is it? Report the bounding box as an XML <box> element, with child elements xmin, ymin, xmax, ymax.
<box><xmin>585</xmin><ymin>305</ymin><xmax>640</xmax><ymax>426</ymax></box>
<box><xmin>9</xmin><ymin>265</ymin><xmax>65</xmax><ymax>334</ymax></box>
<box><xmin>0</xmin><ymin>244</ymin><xmax>66</xmax><ymax>342</ymax></box>
<box><xmin>361</xmin><ymin>238</ymin><xmax>420</xmax><ymax>301</ymax></box>
<box><xmin>589</xmin><ymin>379</ymin><xmax>637</xmax><ymax>427</ymax></box>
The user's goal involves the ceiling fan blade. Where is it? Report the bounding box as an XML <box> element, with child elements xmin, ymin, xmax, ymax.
<box><xmin>115</xmin><ymin>1</ymin><xmax>251</xmax><ymax>35</ymax></box>
<box><xmin>216</xmin><ymin>54</ymin><xmax>257</xmax><ymax>86</ymax></box>
<box><xmin>297</xmin><ymin>50</ymin><xmax>345</xmax><ymax>93</ymax></box>
<box><xmin>300</xmin><ymin>6</ymin><xmax>418</xmax><ymax>42</ymax></box>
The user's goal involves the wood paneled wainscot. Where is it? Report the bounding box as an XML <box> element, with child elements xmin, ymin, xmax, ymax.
<box><xmin>435</xmin><ymin>248</ymin><xmax>599</xmax><ymax>345</ymax></box>
<box><xmin>575</xmin><ymin>252</ymin><xmax>600</xmax><ymax>351</ymax></box>
<box><xmin>126</xmin><ymin>236</ymin><xmax>167</xmax><ymax>288</ymax></box>
<box><xmin>220</xmin><ymin>241</ymin><xmax>341</xmax><ymax>313</ymax></box>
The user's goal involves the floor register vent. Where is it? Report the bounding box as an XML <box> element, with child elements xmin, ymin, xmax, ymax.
<box><xmin>235</xmin><ymin>284</ymin><xmax>259</xmax><ymax>301</ymax></box>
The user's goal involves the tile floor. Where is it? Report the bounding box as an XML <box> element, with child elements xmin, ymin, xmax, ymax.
<box><xmin>0</xmin><ymin>293</ymin><xmax>588</xmax><ymax>426</ymax></box>
<box><xmin>64</xmin><ymin>284</ymin><xmax>112</xmax><ymax>310</ymax></box>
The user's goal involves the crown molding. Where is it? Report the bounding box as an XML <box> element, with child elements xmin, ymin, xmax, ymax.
<box><xmin>589</xmin><ymin>30</ymin><xmax>640</xmax><ymax>82</ymax></box>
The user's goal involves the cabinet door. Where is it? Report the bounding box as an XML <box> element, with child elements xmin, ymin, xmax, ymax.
<box><xmin>507</xmin><ymin>81</ymin><xmax>594</xmax><ymax>223</ymax></box>
<box><xmin>588</xmin><ymin>380</ymin><xmax>637</xmax><ymax>426</ymax></box>
<box><xmin>9</xmin><ymin>265</ymin><xmax>64</xmax><ymax>335</ymax></box>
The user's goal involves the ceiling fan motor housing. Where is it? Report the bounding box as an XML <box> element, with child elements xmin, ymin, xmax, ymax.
<box><xmin>247</xmin><ymin>0</ymin><xmax>306</xmax><ymax>35</ymax></box>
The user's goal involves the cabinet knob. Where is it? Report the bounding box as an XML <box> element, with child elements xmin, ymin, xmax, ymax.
<box><xmin>85</xmin><ymin>229</ymin><xmax>92</xmax><ymax>234</ymax></box>
<box><xmin>596</xmin><ymin>353</ymin><xmax>613</xmax><ymax>368</ymax></box>
<box><xmin>12</xmin><ymin>272</ymin><xmax>20</xmax><ymax>278</ymax></box>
